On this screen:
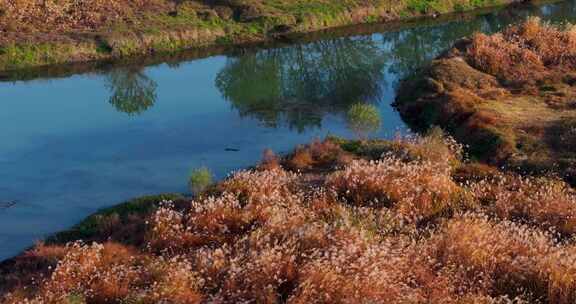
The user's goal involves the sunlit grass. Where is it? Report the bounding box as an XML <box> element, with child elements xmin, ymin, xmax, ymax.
<box><xmin>4</xmin><ymin>130</ymin><xmax>576</xmax><ymax>303</ymax></box>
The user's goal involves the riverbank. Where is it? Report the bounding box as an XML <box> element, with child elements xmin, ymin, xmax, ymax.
<box><xmin>3</xmin><ymin>134</ymin><xmax>576</xmax><ymax>302</ymax></box>
<box><xmin>0</xmin><ymin>0</ymin><xmax>549</xmax><ymax>72</ymax></box>
<box><xmin>395</xmin><ymin>17</ymin><xmax>576</xmax><ymax>185</ymax></box>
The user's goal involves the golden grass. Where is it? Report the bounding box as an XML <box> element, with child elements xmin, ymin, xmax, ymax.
<box><xmin>326</xmin><ymin>157</ymin><xmax>464</xmax><ymax>222</ymax></box>
<box><xmin>4</xmin><ymin>133</ymin><xmax>576</xmax><ymax>303</ymax></box>
<box><xmin>396</xmin><ymin>18</ymin><xmax>576</xmax><ymax>186</ymax></box>
<box><xmin>466</xmin><ymin>17</ymin><xmax>576</xmax><ymax>86</ymax></box>
<box><xmin>285</xmin><ymin>139</ymin><xmax>353</xmax><ymax>172</ymax></box>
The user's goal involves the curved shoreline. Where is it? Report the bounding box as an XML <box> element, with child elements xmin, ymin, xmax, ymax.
<box><xmin>394</xmin><ymin>17</ymin><xmax>576</xmax><ymax>185</ymax></box>
<box><xmin>0</xmin><ymin>0</ymin><xmax>558</xmax><ymax>75</ymax></box>
<box><xmin>4</xmin><ymin>135</ymin><xmax>576</xmax><ymax>302</ymax></box>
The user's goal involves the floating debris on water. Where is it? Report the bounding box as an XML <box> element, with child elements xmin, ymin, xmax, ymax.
<box><xmin>0</xmin><ymin>201</ymin><xmax>18</xmax><ymax>210</ymax></box>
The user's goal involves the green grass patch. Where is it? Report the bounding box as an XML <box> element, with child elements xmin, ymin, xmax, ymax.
<box><xmin>46</xmin><ymin>193</ymin><xmax>183</xmax><ymax>245</ymax></box>
<box><xmin>0</xmin><ymin>0</ymin><xmax>529</xmax><ymax>71</ymax></box>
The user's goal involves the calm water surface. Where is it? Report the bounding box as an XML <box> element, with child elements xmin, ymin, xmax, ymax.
<box><xmin>1</xmin><ymin>1</ymin><xmax>576</xmax><ymax>260</ymax></box>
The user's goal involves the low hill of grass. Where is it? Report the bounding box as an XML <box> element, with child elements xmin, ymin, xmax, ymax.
<box><xmin>3</xmin><ymin>131</ymin><xmax>576</xmax><ymax>303</ymax></box>
<box><xmin>396</xmin><ymin>17</ymin><xmax>576</xmax><ymax>185</ymax></box>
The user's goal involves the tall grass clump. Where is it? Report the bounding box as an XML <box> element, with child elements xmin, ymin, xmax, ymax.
<box><xmin>327</xmin><ymin>157</ymin><xmax>464</xmax><ymax>222</ymax></box>
<box><xmin>285</xmin><ymin>139</ymin><xmax>353</xmax><ymax>172</ymax></box>
<box><xmin>470</xmin><ymin>176</ymin><xmax>576</xmax><ymax>235</ymax></box>
<box><xmin>466</xmin><ymin>17</ymin><xmax>576</xmax><ymax>86</ymax></box>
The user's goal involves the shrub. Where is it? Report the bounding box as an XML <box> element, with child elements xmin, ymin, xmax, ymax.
<box><xmin>285</xmin><ymin>146</ymin><xmax>315</xmax><ymax>171</ymax></box>
<box><xmin>390</xmin><ymin>127</ymin><xmax>462</xmax><ymax>168</ymax></box>
<box><xmin>189</xmin><ymin>166</ymin><xmax>213</xmax><ymax>194</ymax></box>
<box><xmin>285</xmin><ymin>139</ymin><xmax>352</xmax><ymax>172</ymax></box>
<box><xmin>346</xmin><ymin>103</ymin><xmax>381</xmax><ymax>140</ymax></box>
<box><xmin>258</xmin><ymin>148</ymin><xmax>281</xmax><ymax>171</ymax></box>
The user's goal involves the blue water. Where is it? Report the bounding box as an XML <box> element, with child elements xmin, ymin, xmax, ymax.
<box><xmin>1</xmin><ymin>0</ymin><xmax>575</xmax><ymax>261</ymax></box>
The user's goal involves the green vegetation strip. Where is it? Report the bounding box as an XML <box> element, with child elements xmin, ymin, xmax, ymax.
<box><xmin>0</xmin><ymin>0</ymin><xmax>530</xmax><ymax>71</ymax></box>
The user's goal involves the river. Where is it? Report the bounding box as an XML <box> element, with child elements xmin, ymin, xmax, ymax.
<box><xmin>1</xmin><ymin>0</ymin><xmax>575</xmax><ymax>261</ymax></box>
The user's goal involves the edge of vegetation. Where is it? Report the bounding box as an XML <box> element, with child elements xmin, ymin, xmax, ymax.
<box><xmin>4</xmin><ymin>132</ymin><xmax>576</xmax><ymax>302</ymax></box>
<box><xmin>0</xmin><ymin>0</ymin><xmax>553</xmax><ymax>72</ymax></box>
<box><xmin>394</xmin><ymin>16</ymin><xmax>576</xmax><ymax>185</ymax></box>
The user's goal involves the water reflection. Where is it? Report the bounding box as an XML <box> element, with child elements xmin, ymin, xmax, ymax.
<box><xmin>2</xmin><ymin>0</ymin><xmax>576</xmax><ymax>263</ymax></box>
<box><xmin>105</xmin><ymin>67</ymin><xmax>158</xmax><ymax>115</ymax></box>
<box><xmin>215</xmin><ymin>36</ymin><xmax>386</xmax><ymax>132</ymax></box>
<box><xmin>381</xmin><ymin>2</ymin><xmax>576</xmax><ymax>80</ymax></box>
<box><xmin>213</xmin><ymin>1</ymin><xmax>576</xmax><ymax>132</ymax></box>
<box><xmin>94</xmin><ymin>1</ymin><xmax>576</xmax><ymax>126</ymax></box>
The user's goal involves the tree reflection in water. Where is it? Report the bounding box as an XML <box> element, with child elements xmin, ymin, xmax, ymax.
<box><xmin>215</xmin><ymin>36</ymin><xmax>386</xmax><ymax>132</ymax></box>
<box><xmin>105</xmin><ymin>67</ymin><xmax>158</xmax><ymax>115</ymax></box>
<box><xmin>99</xmin><ymin>0</ymin><xmax>575</xmax><ymax>123</ymax></box>
<box><xmin>213</xmin><ymin>3</ymin><xmax>563</xmax><ymax>132</ymax></box>
<box><xmin>382</xmin><ymin>1</ymin><xmax>576</xmax><ymax>80</ymax></box>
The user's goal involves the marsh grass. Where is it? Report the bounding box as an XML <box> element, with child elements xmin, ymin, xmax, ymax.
<box><xmin>466</xmin><ymin>17</ymin><xmax>576</xmax><ymax>86</ymax></box>
<box><xmin>5</xmin><ymin>131</ymin><xmax>576</xmax><ymax>303</ymax></box>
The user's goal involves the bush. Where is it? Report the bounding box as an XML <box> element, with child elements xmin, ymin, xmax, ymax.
<box><xmin>258</xmin><ymin>148</ymin><xmax>281</xmax><ymax>171</ymax></box>
<box><xmin>188</xmin><ymin>167</ymin><xmax>213</xmax><ymax>194</ymax></box>
<box><xmin>346</xmin><ymin>103</ymin><xmax>381</xmax><ymax>140</ymax></box>
<box><xmin>285</xmin><ymin>139</ymin><xmax>353</xmax><ymax>172</ymax></box>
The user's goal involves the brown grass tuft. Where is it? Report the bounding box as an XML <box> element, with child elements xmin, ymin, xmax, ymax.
<box><xmin>285</xmin><ymin>139</ymin><xmax>353</xmax><ymax>172</ymax></box>
<box><xmin>466</xmin><ymin>17</ymin><xmax>576</xmax><ymax>86</ymax></box>
<box><xmin>470</xmin><ymin>176</ymin><xmax>576</xmax><ymax>235</ymax></box>
<box><xmin>327</xmin><ymin>157</ymin><xmax>465</xmax><ymax>222</ymax></box>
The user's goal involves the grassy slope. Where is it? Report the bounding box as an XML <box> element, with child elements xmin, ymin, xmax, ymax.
<box><xmin>3</xmin><ymin>134</ymin><xmax>576</xmax><ymax>303</ymax></box>
<box><xmin>395</xmin><ymin>18</ymin><xmax>576</xmax><ymax>184</ymax></box>
<box><xmin>0</xmin><ymin>0</ymin><xmax>524</xmax><ymax>71</ymax></box>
